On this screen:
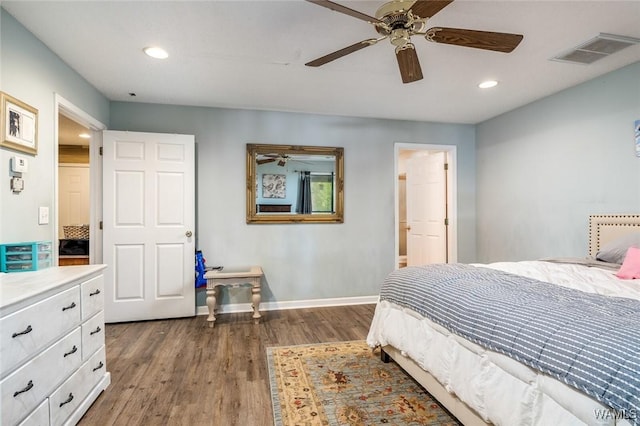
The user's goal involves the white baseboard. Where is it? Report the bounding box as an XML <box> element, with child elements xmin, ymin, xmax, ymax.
<box><xmin>195</xmin><ymin>295</ymin><xmax>379</xmax><ymax>316</ymax></box>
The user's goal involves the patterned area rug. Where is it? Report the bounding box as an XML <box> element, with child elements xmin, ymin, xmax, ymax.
<box><xmin>267</xmin><ymin>340</ymin><xmax>460</xmax><ymax>426</ymax></box>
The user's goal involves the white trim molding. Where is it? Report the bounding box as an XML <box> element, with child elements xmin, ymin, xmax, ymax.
<box><xmin>54</xmin><ymin>94</ymin><xmax>107</xmax><ymax>266</ymax></box>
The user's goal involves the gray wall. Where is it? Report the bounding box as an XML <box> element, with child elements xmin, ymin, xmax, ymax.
<box><xmin>476</xmin><ymin>61</ymin><xmax>640</xmax><ymax>262</ymax></box>
<box><xmin>109</xmin><ymin>104</ymin><xmax>477</xmax><ymax>304</ymax></box>
<box><xmin>1</xmin><ymin>7</ymin><xmax>476</xmax><ymax>308</ymax></box>
<box><xmin>0</xmin><ymin>9</ymin><xmax>109</xmax><ymax>243</ymax></box>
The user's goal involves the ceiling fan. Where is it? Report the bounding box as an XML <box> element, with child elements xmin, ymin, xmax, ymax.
<box><xmin>305</xmin><ymin>0</ymin><xmax>524</xmax><ymax>84</ymax></box>
<box><xmin>257</xmin><ymin>154</ymin><xmax>290</xmax><ymax>166</ymax></box>
<box><xmin>257</xmin><ymin>154</ymin><xmax>314</xmax><ymax>167</ymax></box>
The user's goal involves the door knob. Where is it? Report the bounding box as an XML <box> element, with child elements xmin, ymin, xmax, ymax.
<box><xmin>406</xmin><ymin>226</ymin><xmax>411</xmax><ymax>231</ymax></box>
<box><xmin>185</xmin><ymin>231</ymin><xmax>193</xmax><ymax>237</ymax></box>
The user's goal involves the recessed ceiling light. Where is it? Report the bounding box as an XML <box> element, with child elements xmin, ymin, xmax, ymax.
<box><xmin>478</xmin><ymin>80</ymin><xmax>498</xmax><ymax>89</ymax></box>
<box><xmin>79</xmin><ymin>133</ymin><xmax>91</xmax><ymax>139</ymax></box>
<box><xmin>143</xmin><ymin>46</ymin><xmax>168</xmax><ymax>59</ymax></box>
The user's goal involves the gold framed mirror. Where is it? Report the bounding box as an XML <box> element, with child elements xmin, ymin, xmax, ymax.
<box><xmin>246</xmin><ymin>144</ymin><xmax>344</xmax><ymax>224</ymax></box>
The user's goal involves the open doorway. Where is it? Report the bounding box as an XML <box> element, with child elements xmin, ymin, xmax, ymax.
<box><xmin>395</xmin><ymin>143</ymin><xmax>457</xmax><ymax>269</ymax></box>
<box><xmin>54</xmin><ymin>95</ymin><xmax>106</xmax><ymax>266</ymax></box>
<box><xmin>57</xmin><ymin>113</ymin><xmax>91</xmax><ymax>265</ymax></box>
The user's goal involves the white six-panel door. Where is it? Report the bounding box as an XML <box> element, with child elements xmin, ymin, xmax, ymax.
<box><xmin>58</xmin><ymin>165</ymin><xmax>90</xmax><ymax>239</ymax></box>
<box><xmin>102</xmin><ymin>131</ymin><xmax>195</xmax><ymax>322</ymax></box>
<box><xmin>406</xmin><ymin>151</ymin><xmax>447</xmax><ymax>266</ymax></box>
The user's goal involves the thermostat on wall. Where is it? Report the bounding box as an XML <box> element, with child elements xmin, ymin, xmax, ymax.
<box><xmin>11</xmin><ymin>155</ymin><xmax>28</xmax><ymax>173</ymax></box>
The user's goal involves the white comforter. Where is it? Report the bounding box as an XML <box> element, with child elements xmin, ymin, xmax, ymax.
<box><xmin>367</xmin><ymin>261</ymin><xmax>637</xmax><ymax>426</ymax></box>
<box><xmin>479</xmin><ymin>260</ymin><xmax>640</xmax><ymax>302</ymax></box>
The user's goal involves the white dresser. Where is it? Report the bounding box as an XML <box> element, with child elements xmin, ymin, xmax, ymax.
<box><xmin>0</xmin><ymin>265</ymin><xmax>110</xmax><ymax>426</ymax></box>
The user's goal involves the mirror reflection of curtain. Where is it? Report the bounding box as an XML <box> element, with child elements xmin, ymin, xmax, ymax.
<box><xmin>296</xmin><ymin>171</ymin><xmax>312</xmax><ymax>214</ymax></box>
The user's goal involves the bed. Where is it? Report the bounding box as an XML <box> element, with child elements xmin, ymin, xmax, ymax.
<box><xmin>367</xmin><ymin>214</ymin><xmax>640</xmax><ymax>426</ymax></box>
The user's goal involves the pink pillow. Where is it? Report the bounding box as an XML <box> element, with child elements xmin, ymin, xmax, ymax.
<box><xmin>616</xmin><ymin>246</ymin><xmax>640</xmax><ymax>279</ymax></box>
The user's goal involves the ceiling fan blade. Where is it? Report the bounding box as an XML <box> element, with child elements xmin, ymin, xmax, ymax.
<box><xmin>426</xmin><ymin>27</ymin><xmax>524</xmax><ymax>53</ymax></box>
<box><xmin>306</xmin><ymin>0</ymin><xmax>382</xmax><ymax>23</ymax></box>
<box><xmin>409</xmin><ymin>0</ymin><xmax>454</xmax><ymax>19</ymax></box>
<box><xmin>257</xmin><ymin>158</ymin><xmax>276</xmax><ymax>165</ymax></box>
<box><xmin>396</xmin><ymin>44</ymin><xmax>423</xmax><ymax>84</ymax></box>
<box><xmin>306</xmin><ymin>39</ymin><xmax>378</xmax><ymax>67</ymax></box>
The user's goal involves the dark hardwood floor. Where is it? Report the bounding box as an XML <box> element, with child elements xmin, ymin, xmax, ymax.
<box><xmin>78</xmin><ymin>304</ymin><xmax>376</xmax><ymax>426</ymax></box>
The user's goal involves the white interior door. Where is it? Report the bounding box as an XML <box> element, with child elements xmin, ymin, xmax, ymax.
<box><xmin>103</xmin><ymin>130</ymin><xmax>196</xmax><ymax>323</ymax></box>
<box><xmin>58</xmin><ymin>164</ymin><xmax>90</xmax><ymax>238</ymax></box>
<box><xmin>406</xmin><ymin>151</ymin><xmax>448</xmax><ymax>266</ymax></box>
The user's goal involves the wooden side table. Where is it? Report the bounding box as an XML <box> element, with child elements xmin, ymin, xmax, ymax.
<box><xmin>204</xmin><ymin>266</ymin><xmax>263</xmax><ymax>328</ymax></box>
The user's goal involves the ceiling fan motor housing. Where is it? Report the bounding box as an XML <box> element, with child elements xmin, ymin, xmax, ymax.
<box><xmin>375</xmin><ymin>1</ymin><xmax>427</xmax><ymax>46</ymax></box>
<box><xmin>375</xmin><ymin>0</ymin><xmax>417</xmax><ymax>21</ymax></box>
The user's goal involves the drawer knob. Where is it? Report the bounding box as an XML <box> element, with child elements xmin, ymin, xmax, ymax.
<box><xmin>64</xmin><ymin>345</ymin><xmax>78</xmax><ymax>357</ymax></box>
<box><xmin>59</xmin><ymin>393</ymin><xmax>74</xmax><ymax>407</ymax></box>
<box><xmin>89</xmin><ymin>289</ymin><xmax>101</xmax><ymax>297</ymax></box>
<box><xmin>62</xmin><ymin>302</ymin><xmax>77</xmax><ymax>312</ymax></box>
<box><xmin>12</xmin><ymin>324</ymin><xmax>33</xmax><ymax>338</ymax></box>
<box><xmin>93</xmin><ymin>361</ymin><xmax>104</xmax><ymax>372</ymax></box>
<box><xmin>90</xmin><ymin>326</ymin><xmax>102</xmax><ymax>335</ymax></box>
<box><xmin>13</xmin><ymin>380</ymin><xmax>34</xmax><ymax>397</ymax></box>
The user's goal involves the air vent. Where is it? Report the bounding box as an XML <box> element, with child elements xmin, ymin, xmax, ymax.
<box><xmin>551</xmin><ymin>33</ymin><xmax>640</xmax><ymax>65</ymax></box>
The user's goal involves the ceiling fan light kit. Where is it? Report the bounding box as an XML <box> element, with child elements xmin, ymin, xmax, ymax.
<box><xmin>305</xmin><ymin>0</ymin><xmax>523</xmax><ymax>84</ymax></box>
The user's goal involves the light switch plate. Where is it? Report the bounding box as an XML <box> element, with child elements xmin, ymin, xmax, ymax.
<box><xmin>38</xmin><ymin>206</ymin><xmax>49</xmax><ymax>225</ymax></box>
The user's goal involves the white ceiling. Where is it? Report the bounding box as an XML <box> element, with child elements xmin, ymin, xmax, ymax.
<box><xmin>3</xmin><ymin>1</ymin><xmax>640</xmax><ymax>124</ymax></box>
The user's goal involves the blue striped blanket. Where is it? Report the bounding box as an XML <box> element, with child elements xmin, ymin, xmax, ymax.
<box><xmin>379</xmin><ymin>263</ymin><xmax>640</xmax><ymax>422</ymax></box>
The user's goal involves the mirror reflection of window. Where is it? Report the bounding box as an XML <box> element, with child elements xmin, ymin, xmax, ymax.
<box><xmin>310</xmin><ymin>173</ymin><xmax>334</xmax><ymax>213</ymax></box>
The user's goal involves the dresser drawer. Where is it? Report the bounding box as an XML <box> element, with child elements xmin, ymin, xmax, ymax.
<box><xmin>1</xmin><ymin>287</ymin><xmax>81</xmax><ymax>378</ymax></box>
<box><xmin>49</xmin><ymin>346</ymin><xmax>106</xmax><ymax>426</ymax></box>
<box><xmin>81</xmin><ymin>311</ymin><xmax>104</xmax><ymax>361</ymax></box>
<box><xmin>1</xmin><ymin>328</ymin><xmax>82</xmax><ymax>426</ymax></box>
<box><xmin>17</xmin><ymin>398</ymin><xmax>48</xmax><ymax>426</ymax></box>
<box><xmin>80</xmin><ymin>275</ymin><xmax>104</xmax><ymax>320</ymax></box>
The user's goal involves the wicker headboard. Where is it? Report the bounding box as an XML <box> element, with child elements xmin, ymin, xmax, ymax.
<box><xmin>588</xmin><ymin>214</ymin><xmax>640</xmax><ymax>257</ymax></box>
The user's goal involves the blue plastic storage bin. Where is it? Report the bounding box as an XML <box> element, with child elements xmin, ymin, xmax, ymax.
<box><xmin>0</xmin><ymin>241</ymin><xmax>52</xmax><ymax>272</ymax></box>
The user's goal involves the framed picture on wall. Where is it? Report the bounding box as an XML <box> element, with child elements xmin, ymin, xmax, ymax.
<box><xmin>262</xmin><ymin>174</ymin><xmax>286</xmax><ymax>198</ymax></box>
<box><xmin>1</xmin><ymin>92</ymin><xmax>38</xmax><ymax>155</ymax></box>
